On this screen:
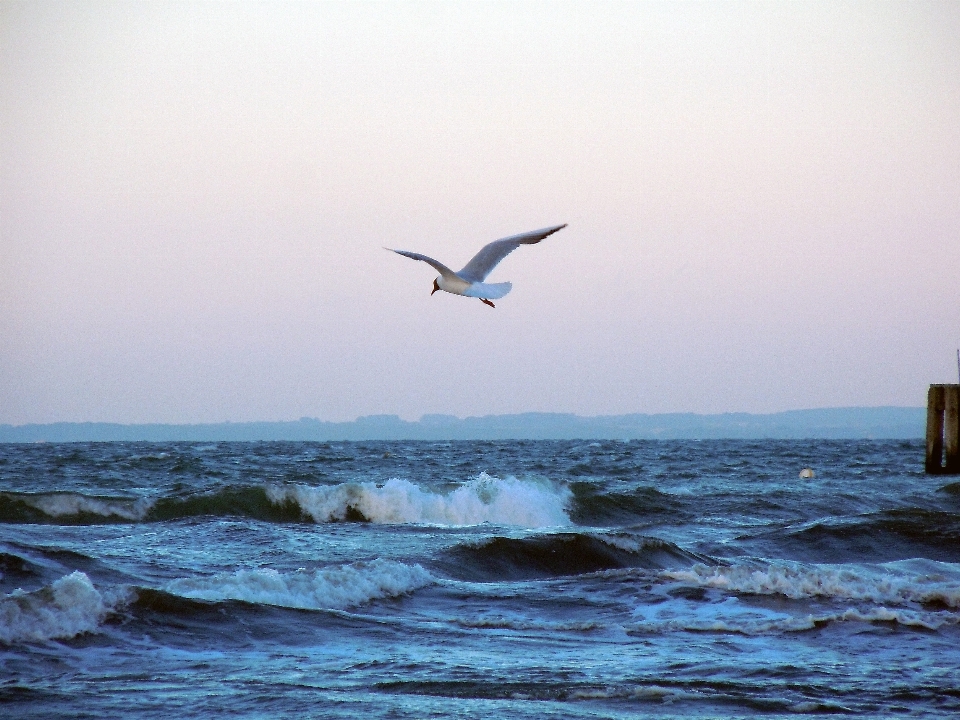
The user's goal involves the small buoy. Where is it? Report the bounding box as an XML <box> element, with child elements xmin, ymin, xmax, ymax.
<box><xmin>799</xmin><ymin>468</ymin><xmax>815</xmax><ymax>478</ymax></box>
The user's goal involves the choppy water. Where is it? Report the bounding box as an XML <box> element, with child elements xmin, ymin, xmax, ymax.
<box><xmin>2</xmin><ymin>439</ymin><xmax>960</xmax><ymax>718</ymax></box>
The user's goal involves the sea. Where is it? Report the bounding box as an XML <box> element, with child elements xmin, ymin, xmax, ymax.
<box><xmin>2</xmin><ymin>439</ymin><xmax>959</xmax><ymax>718</ymax></box>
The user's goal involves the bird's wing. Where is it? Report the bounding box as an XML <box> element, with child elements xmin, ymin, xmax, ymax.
<box><xmin>387</xmin><ymin>249</ymin><xmax>459</xmax><ymax>280</ymax></box>
<box><xmin>457</xmin><ymin>224</ymin><xmax>566</xmax><ymax>282</ymax></box>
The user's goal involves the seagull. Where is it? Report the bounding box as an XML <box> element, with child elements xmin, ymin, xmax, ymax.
<box><xmin>387</xmin><ymin>224</ymin><xmax>566</xmax><ymax>307</ymax></box>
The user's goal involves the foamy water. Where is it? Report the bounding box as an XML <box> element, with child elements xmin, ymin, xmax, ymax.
<box><xmin>663</xmin><ymin>561</ymin><xmax>960</xmax><ymax>607</ymax></box>
<box><xmin>3</xmin><ymin>491</ymin><xmax>152</xmax><ymax>521</ymax></box>
<box><xmin>164</xmin><ymin>560</ymin><xmax>433</xmax><ymax>610</ymax></box>
<box><xmin>266</xmin><ymin>472</ymin><xmax>572</xmax><ymax>527</ymax></box>
<box><xmin>0</xmin><ymin>571</ymin><xmax>118</xmax><ymax>643</ymax></box>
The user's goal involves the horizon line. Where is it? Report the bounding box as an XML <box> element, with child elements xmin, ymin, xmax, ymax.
<box><xmin>1</xmin><ymin>405</ymin><xmax>926</xmax><ymax>429</ymax></box>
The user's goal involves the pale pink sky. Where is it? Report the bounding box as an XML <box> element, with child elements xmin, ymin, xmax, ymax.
<box><xmin>2</xmin><ymin>1</ymin><xmax>959</xmax><ymax>424</ymax></box>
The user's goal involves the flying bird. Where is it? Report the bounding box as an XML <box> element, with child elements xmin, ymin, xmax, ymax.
<box><xmin>387</xmin><ymin>224</ymin><xmax>566</xmax><ymax>307</ymax></box>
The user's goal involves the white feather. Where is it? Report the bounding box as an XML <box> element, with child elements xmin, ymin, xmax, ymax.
<box><xmin>462</xmin><ymin>282</ymin><xmax>512</xmax><ymax>299</ymax></box>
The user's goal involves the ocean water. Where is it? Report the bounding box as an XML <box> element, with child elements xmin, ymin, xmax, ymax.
<box><xmin>2</xmin><ymin>439</ymin><xmax>959</xmax><ymax>718</ymax></box>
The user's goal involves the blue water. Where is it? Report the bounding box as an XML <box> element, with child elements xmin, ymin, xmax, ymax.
<box><xmin>2</xmin><ymin>440</ymin><xmax>960</xmax><ymax>717</ymax></box>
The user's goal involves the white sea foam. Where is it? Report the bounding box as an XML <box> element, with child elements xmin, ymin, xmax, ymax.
<box><xmin>9</xmin><ymin>492</ymin><xmax>152</xmax><ymax>521</ymax></box>
<box><xmin>164</xmin><ymin>559</ymin><xmax>433</xmax><ymax>611</ymax></box>
<box><xmin>596</xmin><ymin>534</ymin><xmax>677</xmax><ymax>554</ymax></box>
<box><xmin>662</xmin><ymin>562</ymin><xmax>960</xmax><ymax>608</ymax></box>
<box><xmin>631</xmin><ymin>594</ymin><xmax>960</xmax><ymax>635</ymax></box>
<box><xmin>631</xmin><ymin>596</ymin><xmax>819</xmax><ymax>635</ymax></box>
<box><xmin>0</xmin><ymin>571</ymin><xmax>117</xmax><ymax>643</ymax></box>
<box><xmin>833</xmin><ymin>606</ymin><xmax>959</xmax><ymax>629</ymax></box>
<box><xmin>596</xmin><ymin>535</ymin><xmax>648</xmax><ymax>553</ymax></box>
<box><xmin>266</xmin><ymin>473</ymin><xmax>571</xmax><ymax>527</ymax></box>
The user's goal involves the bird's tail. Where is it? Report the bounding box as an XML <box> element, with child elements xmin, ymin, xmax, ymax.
<box><xmin>463</xmin><ymin>281</ymin><xmax>512</xmax><ymax>300</ymax></box>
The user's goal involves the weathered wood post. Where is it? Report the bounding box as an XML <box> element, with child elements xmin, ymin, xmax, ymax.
<box><xmin>926</xmin><ymin>384</ymin><xmax>960</xmax><ymax>474</ymax></box>
<box><xmin>946</xmin><ymin>385</ymin><xmax>960</xmax><ymax>473</ymax></box>
<box><xmin>926</xmin><ymin>385</ymin><xmax>945</xmax><ymax>473</ymax></box>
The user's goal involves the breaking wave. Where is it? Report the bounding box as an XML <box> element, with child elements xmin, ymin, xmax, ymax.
<box><xmin>0</xmin><ymin>474</ymin><xmax>571</xmax><ymax>528</ymax></box>
<box><xmin>267</xmin><ymin>473</ymin><xmax>571</xmax><ymax>527</ymax></box>
<box><xmin>163</xmin><ymin>559</ymin><xmax>433</xmax><ymax>611</ymax></box>
<box><xmin>629</xmin><ymin>597</ymin><xmax>960</xmax><ymax>635</ymax></box>
<box><xmin>662</xmin><ymin>561</ymin><xmax>960</xmax><ymax>608</ymax></box>
<box><xmin>0</xmin><ymin>492</ymin><xmax>153</xmax><ymax>523</ymax></box>
<box><xmin>0</xmin><ymin>571</ymin><xmax>124</xmax><ymax>644</ymax></box>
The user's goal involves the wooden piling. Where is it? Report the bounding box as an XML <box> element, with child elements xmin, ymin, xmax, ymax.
<box><xmin>926</xmin><ymin>384</ymin><xmax>960</xmax><ymax>474</ymax></box>
<box><xmin>946</xmin><ymin>385</ymin><xmax>960</xmax><ymax>473</ymax></box>
<box><xmin>926</xmin><ymin>385</ymin><xmax>945</xmax><ymax>473</ymax></box>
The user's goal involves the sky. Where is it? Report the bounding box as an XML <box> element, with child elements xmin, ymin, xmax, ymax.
<box><xmin>2</xmin><ymin>0</ymin><xmax>959</xmax><ymax>425</ymax></box>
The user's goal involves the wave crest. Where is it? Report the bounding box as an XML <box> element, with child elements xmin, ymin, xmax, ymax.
<box><xmin>267</xmin><ymin>473</ymin><xmax>571</xmax><ymax>528</ymax></box>
<box><xmin>163</xmin><ymin>559</ymin><xmax>433</xmax><ymax>611</ymax></box>
<box><xmin>0</xmin><ymin>492</ymin><xmax>152</xmax><ymax>523</ymax></box>
<box><xmin>662</xmin><ymin>562</ymin><xmax>960</xmax><ymax>608</ymax></box>
<box><xmin>0</xmin><ymin>571</ymin><xmax>118</xmax><ymax>644</ymax></box>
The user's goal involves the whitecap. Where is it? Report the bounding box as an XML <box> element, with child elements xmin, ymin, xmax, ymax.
<box><xmin>164</xmin><ymin>559</ymin><xmax>433</xmax><ymax>611</ymax></box>
<box><xmin>631</xmin><ymin>595</ymin><xmax>818</xmax><ymax>635</ymax></box>
<box><xmin>266</xmin><ymin>472</ymin><xmax>571</xmax><ymax>528</ymax></box>
<box><xmin>8</xmin><ymin>492</ymin><xmax>153</xmax><ymax>521</ymax></box>
<box><xmin>832</xmin><ymin>605</ymin><xmax>958</xmax><ymax>629</ymax></box>
<box><xmin>0</xmin><ymin>571</ymin><xmax>117</xmax><ymax>644</ymax></box>
<box><xmin>662</xmin><ymin>562</ymin><xmax>960</xmax><ymax>607</ymax></box>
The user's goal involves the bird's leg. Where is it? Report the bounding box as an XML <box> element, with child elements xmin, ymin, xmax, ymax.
<box><xmin>480</xmin><ymin>298</ymin><xmax>496</xmax><ymax>308</ymax></box>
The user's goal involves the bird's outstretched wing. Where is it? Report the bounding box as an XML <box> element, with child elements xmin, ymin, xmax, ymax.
<box><xmin>387</xmin><ymin>249</ymin><xmax>458</xmax><ymax>280</ymax></box>
<box><xmin>457</xmin><ymin>224</ymin><xmax>566</xmax><ymax>283</ymax></box>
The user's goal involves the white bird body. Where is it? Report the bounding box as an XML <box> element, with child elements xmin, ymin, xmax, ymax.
<box><xmin>388</xmin><ymin>224</ymin><xmax>566</xmax><ymax>307</ymax></box>
<box><xmin>440</xmin><ymin>276</ymin><xmax>511</xmax><ymax>299</ymax></box>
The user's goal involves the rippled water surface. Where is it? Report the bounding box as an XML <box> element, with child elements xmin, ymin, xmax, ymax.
<box><xmin>2</xmin><ymin>439</ymin><xmax>960</xmax><ymax>717</ymax></box>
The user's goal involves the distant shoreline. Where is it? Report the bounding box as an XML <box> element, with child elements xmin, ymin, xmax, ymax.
<box><xmin>0</xmin><ymin>407</ymin><xmax>925</xmax><ymax>442</ymax></box>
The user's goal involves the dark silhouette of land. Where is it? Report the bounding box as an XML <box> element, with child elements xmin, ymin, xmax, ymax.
<box><xmin>0</xmin><ymin>407</ymin><xmax>924</xmax><ymax>442</ymax></box>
